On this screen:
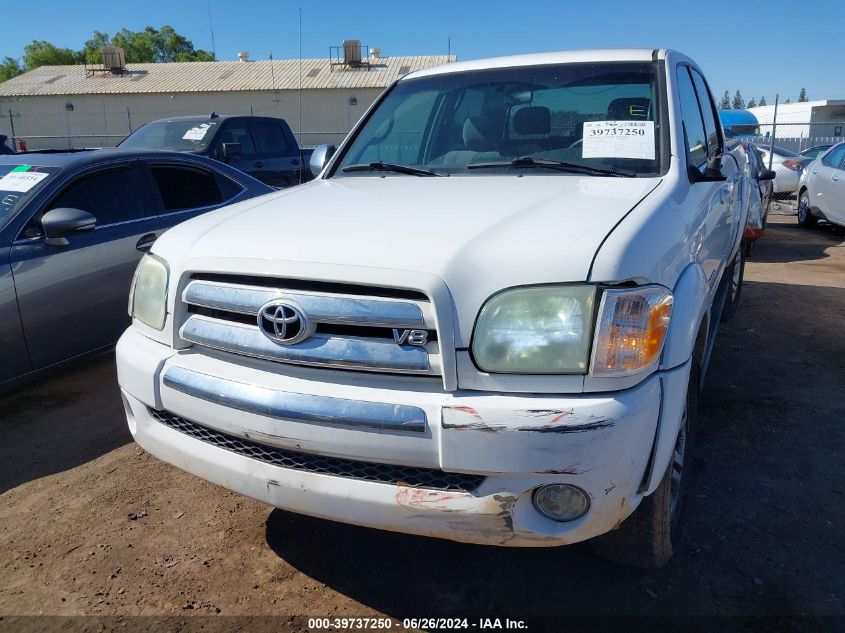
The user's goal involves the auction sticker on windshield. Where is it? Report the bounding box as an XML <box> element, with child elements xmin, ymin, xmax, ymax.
<box><xmin>582</xmin><ymin>120</ymin><xmax>655</xmax><ymax>160</ymax></box>
<box><xmin>182</xmin><ymin>124</ymin><xmax>212</xmax><ymax>141</ymax></box>
<box><xmin>0</xmin><ymin>166</ymin><xmax>50</xmax><ymax>192</ymax></box>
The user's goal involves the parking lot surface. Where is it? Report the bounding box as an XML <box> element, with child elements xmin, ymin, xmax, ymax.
<box><xmin>0</xmin><ymin>216</ymin><xmax>843</xmax><ymax>624</ymax></box>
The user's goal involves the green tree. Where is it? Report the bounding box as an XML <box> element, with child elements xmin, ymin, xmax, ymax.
<box><xmin>110</xmin><ymin>26</ymin><xmax>213</xmax><ymax>63</ymax></box>
<box><xmin>785</xmin><ymin>98</ymin><xmax>792</xmax><ymax>104</ymax></box>
<box><xmin>18</xmin><ymin>26</ymin><xmax>213</xmax><ymax>72</ymax></box>
<box><xmin>798</xmin><ymin>88</ymin><xmax>807</xmax><ymax>102</ymax></box>
<box><xmin>747</xmin><ymin>97</ymin><xmax>756</xmax><ymax>108</ymax></box>
<box><xmin>0</xmin><ymin>57</ymin><xmax>23</xmax><ymax>83</ymax></box>
<box><xmin>80</xmin><ymin>31</ymin><xmax>111</xmax><ymax>64</ymax></box>
<box><xmin>23</xmin><ymin>40</ymin><xmax>80</xmax><ymax>69</ymax></box>
<box><xmin>720</xmin><ymin>90</ymin><xmax>731</xmax><ymax>109</ymax></box>
<box><xmin>759</xmin><ymin>96</ymin><xmax>767</xmax><ymax>106</ymax></box>
<box><xmin>732</xmin><ymin>90</ymin><xmax>745</xmax><ymax>110</ymax></box>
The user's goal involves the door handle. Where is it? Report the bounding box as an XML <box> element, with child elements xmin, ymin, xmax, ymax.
<box><xmin>292</xmin><ymin>158</ymin><xmax>300</xmax><ymax>165</ymax></box>
<box><xmin>254</xmin><ymin>161</ymin><xmax>264</xmax><ymax>168</ymax></box>
<box><xmin>833</xmin><ymin>175</ymin><xmax>840</xmax><ymax>182</ymax></box>
<box><xmin>136</xmin><ymin>233</ymin><xmax>158</xmax><ymax>252</ymax></box>
<box><xmin>812</xmin><ymin>170</ymin><xmax>818</xmax><ymax>174</ymax></box>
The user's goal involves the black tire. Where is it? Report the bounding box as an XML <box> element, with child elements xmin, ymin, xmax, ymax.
<box><xmin>744</xmin><ymin>238</ymin><xmax>754</xmax><ymax>258</ymax></box>
<box><xmin>591</xmin><ymin>364</ymin><xmax>699</xmax><ymax>568</ymax></box>
<box><xmin>797</xmin><ymin>190</ymin><xmax>818</xmax><ymax>227</ymax></box>
<box><xmin>721</xmin><ymin>246</ymin><xmax>745</xmax><ymax>322</ymax></box>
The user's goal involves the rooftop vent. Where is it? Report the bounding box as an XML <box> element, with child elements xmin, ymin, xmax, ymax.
<box><xmin>370</xmin><ymin>48</ymin><xmax>381</xmax><ymax>60</ymax></box>
<box><xmin>237</xmin><ymin>51</ymin><xmax>249</xmax><ymax>62</ymax></box>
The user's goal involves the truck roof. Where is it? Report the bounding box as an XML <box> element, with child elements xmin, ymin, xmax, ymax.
<box><xmin>406</xmin><ymin>48</ymin><xmax>664</xmax><ymax>80</ymax></box>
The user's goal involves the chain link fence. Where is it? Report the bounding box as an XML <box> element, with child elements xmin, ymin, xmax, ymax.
<box><xmin>726</xmin><ymin>118</ymin><xmax>844</xmax><ymax>210</ymax></box>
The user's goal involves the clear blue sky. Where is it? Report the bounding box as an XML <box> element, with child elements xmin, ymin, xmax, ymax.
<box><xmin>3</xmin><ymin>0</ymin><xmax>844</xmax><ymax>103</ymax></box>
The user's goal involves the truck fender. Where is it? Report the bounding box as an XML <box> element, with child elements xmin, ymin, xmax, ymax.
<box><xmin>642</xmin><ymin>263</ymin><xmax>708</xmax><ymax>495</ymax></box>
<box><xmin>643</xmin><ymin>359</ymin><xmax>692</xmax><ymax>495</ymax></box>
<box><xmin>660</xmin><ymin>263</ymin><xmax>708</xmax><ymax>371</ymax></box>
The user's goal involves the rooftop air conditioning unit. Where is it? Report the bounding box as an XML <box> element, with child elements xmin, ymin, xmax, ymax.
<box><xmin>343</xmin><ymin>40</ymin><xmax>362</xmax><ymax>65</ymax></box>
<box><xmin>101</xmin><ymin>46</ymin><xmax>126</xmax><ymax>74</ymax></box>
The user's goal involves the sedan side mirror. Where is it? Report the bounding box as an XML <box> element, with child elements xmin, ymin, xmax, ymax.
<box><xmin>42</xmin><ymin>207</ymin><xmax>97</xmax><ymax>246</ymax></box>
<box><xmin>222</xmin><ymin>142</ymin><xmax>242</xmax><ymax>159</ymax></box>
<box><xmin>309</xmin><ymin>144</ymin><xmax>337</xmax><ymax>177</ymax></box>
<box><xmin>758</xmin><ymin>169</ymin><xmax>776</xmax><ymax>181</ymax></box>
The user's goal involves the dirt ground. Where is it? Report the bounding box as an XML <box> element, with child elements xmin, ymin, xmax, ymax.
<box><xmin>1</xmin><ymin>215</ymin><xmax>843</xmax><ymax>630</ymax></box>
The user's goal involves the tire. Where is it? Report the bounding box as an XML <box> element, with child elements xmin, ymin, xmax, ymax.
<box><xmin>721</xmin><ymin>245</ymin><xmax>745</xmax><ymax>322</ymax></box>
<box><xmin>797</xmin><ymin>190</ymin><xmax>818</xmax><ymax>227</ymax></box>
<box><xmin>744</xmin><ymin>238</ymin><xmax>754</xmax><ymax>258</ymax></box>
<box><xmin>591</xmin><ymin>364</ymin><xmax>699</xmax><ymax>568</ymax></box>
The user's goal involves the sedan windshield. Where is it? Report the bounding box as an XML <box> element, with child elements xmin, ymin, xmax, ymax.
<box><xmin>0</xmin><ymin>164</ymin><xmax>61</xmax><ymax>231</ymax></box>
<box><xmin>119</xmin><ymin>119</ymin><xmax>221</xmax><ymax>152</ymax></box>
<box><xmin>335</xmin><ymin>62</ymin><xmax>665</xmax><ymax>177</ymax></box>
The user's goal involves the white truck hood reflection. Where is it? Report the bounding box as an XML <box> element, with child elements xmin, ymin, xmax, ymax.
<box><xmin>156</xmin><ymin>174</ymin><xmax>661</xmax><ymax>345</ymax></box>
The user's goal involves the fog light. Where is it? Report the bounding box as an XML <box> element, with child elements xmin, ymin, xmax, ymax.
<box><xmin>533</xmin><ymin>484</ymin><xmax>590</xmax><ymax>522</ymax></box>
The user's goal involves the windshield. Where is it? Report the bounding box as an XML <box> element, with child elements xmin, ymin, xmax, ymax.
<box><xmin>119</xmin><ymin>119</ymin><xmax>221</xmax><ymax>151</ymax></box>
<box><xmin>335</xmin><ymin>62</ymin><xmax>665</xmax><ymax>177</ymax></box>
<box><xmin>0</xmin><ymin>164</ymin><xmax>61</xmax><ymax>231</ymax></box>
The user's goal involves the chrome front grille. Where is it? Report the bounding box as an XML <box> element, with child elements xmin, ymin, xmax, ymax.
<box><xmin>179</xmin><ymin>276</ymin><xmax>441</xmax><ymax>375</ymax></box>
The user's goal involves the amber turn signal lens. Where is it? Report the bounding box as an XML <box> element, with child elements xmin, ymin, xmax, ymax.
<box><xmin>590</xmin><ymin>286</ymin><xmax>673</xmax><ymax>376</ymax></box>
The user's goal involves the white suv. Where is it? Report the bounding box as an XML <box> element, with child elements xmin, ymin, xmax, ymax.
<box><xmin>117</xmin><ymin>49</ymin><xmax>748</xmax><ymax>568</ymax></box>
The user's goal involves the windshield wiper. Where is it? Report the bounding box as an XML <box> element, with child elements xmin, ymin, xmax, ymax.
<box><xmin>466</xmin><ymin>156</ymin><xmax>637</xmax><ymax>177</ymax></box>
<box><xmin>341</xmin><ymin>161</ymin><xmax>445</xmax><ymax>177</ymax></box>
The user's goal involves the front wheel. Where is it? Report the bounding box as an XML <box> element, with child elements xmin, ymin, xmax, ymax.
<box><xmin>590</xmin><ymin>364</ymin><xmax>699</xmax><ymax>568</ymax></box>
<box><xmin>797</xmin><ymin>190</ymin><xmax>818</xmax><ymax>227</ymax></box>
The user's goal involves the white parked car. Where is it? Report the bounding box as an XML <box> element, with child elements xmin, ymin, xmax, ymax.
<box><xmin>798</xmin><ymin>142</ymin><xmax>845</xmax><ymax>227</ymax></box>
<box><xmin>117</xmin><ymin>49</ymin><xmax>749</xmax><ymax>568</ymax></box>
<box><xmin>755</xmin><ymin>145</ymin><xmax>812</xmax><ymax>201</ymax></box>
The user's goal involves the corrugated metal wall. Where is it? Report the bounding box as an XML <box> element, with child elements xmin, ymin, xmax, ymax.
<box><xmin>0</xmin><ymin>87</ymin><xmax>384</xmax><ymax>150</ymax></box>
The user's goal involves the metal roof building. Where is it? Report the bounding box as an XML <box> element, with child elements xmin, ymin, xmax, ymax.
<box><xmin>0</xmin><ymin>53</ymin><xmax>454</xmax><ymax>150</ymax></box>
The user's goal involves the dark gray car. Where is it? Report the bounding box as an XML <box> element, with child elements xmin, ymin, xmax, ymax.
<box><xmin>0</xmin><ymin>149</ymin><xmax>273</xmax><ymax>391</ymax></box>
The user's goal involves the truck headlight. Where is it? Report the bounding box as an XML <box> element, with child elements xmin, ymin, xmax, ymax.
<box><xmin>472</xmin><ymin>285</ymin><xmax>597</xmax><ymax>373</ymax></box>
<box><xmin>129</xmin><ymin>254</ymin><xmax>169</xmax><ymax>330</ymax></box>
<box><xmin>590</xmin><ymin>286</ymin><xmax>673</xmax><ymax>376</ymax></box>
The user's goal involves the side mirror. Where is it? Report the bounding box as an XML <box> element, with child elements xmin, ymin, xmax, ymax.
<box><xmin>309</xmin><ymin>144</ymin><xmax>337</xmax><ymax>177</ymax></box>
<box><xmin>42</xmin><ymin>207</ymin><xmax>97</xmax><ymax>246</ymax></box>
<box><xmin>758</xmin><ymin>169</ymin><xmax>776</xmax><ymax>181</ymax></box>
<box><xmin>689</xmin><ymin>157</ymin><xmax>728</xmax><ymax>183</ymax></box>
<box><xmin>222</xmin><ymin>142</ymin><xmax>242</xmax><ymax>159</ymax></box>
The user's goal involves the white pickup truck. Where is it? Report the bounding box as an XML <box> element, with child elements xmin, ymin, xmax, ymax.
<box><xmin>117</xmin><ymin>49</ymin><xmax>749</xmax><ymax>568</ymax></box>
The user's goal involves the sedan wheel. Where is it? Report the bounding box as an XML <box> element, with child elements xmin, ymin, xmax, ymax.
<box><xmin>797</xmin><ymin>191</ymin><xmax>818</xmax><ymax>227</ymax></box>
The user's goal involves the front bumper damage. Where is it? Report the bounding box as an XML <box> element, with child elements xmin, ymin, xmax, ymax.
<box><xmin>117</xmin><ymin>327</ymin><xmax>689</xmax><ymax>547</ymax></box>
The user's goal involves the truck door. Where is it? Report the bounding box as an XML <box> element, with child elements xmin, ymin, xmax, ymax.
<box><xmin>216</xmin><ymin>119</ymin><xmax>261</xmax><ymax>181</ymax></box>
<box><xmin>676</xmin><ymin>65</ymin><xmax>739</xmax><ymax>300</ymax></box>
<box><xmin>249</xmin><ymin>118</ymin><xmax>302</xmax><ymax>188</ymax></box>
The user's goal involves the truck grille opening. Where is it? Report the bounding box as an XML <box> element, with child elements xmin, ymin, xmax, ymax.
<box><xmin>149</xmin><ymin>409</ymin><xmax>484</xmax><ymax>493</ymax></box>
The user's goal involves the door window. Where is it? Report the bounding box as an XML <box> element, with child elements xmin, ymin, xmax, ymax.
<box><xmin>676</xmin><ymin>68</ymin><xmax>708</xmax><ymax>168</ymax></box>
<box><xmin>218</xmin><ymin>122</ymin><xmax>257</xmax><ymax>156</ymax></box>
<box><xmin>37</xmin><ymin>166</ymin><xmax>146</xmax><ymax>234</ymax></box>
<box><xmin>150</xmin><ymin>164</ymin><xmax>230</xmax><ymax>212</ymax></box>
<box><xmin>690</xmin><ymin>69</ymin><xmax>721</xmax><ymax>158</ymax></box>
<box><xmin>251</xmin><ymin>119</ymin><xmax>292</xmax><ymax>154</ymax></box>
<box><xmin>821</xmin><ymin>145</ymin><xmax>845</xmax><ymax>169</ymax></box>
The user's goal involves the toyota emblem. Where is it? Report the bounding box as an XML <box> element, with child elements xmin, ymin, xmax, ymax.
<box><xmin>257</xmin><ymin>300</ymin><xmax>312</xmax><ymax>345</ymax></box>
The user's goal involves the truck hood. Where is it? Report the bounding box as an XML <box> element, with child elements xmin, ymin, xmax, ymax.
<box><xmin>157</xmin><ymin>175</ymin><xmax>660</xmax><ymax>344</ymax></box>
